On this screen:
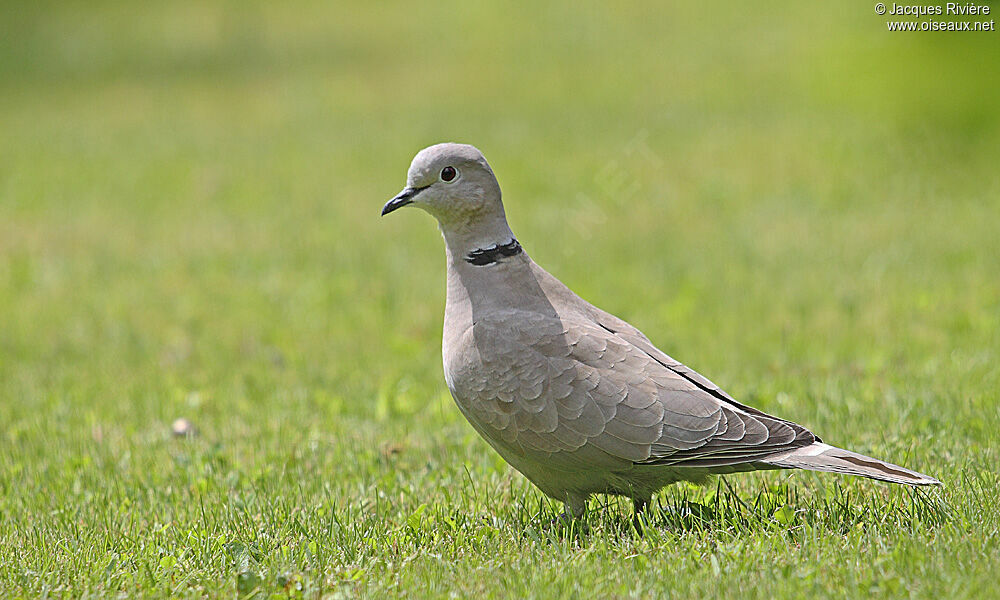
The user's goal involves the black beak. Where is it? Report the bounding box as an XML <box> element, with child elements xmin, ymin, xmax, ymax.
<box><xmin>381</xmin><ymin>186</ymin><xmax>428</xmax><ymax>216</ymax></box>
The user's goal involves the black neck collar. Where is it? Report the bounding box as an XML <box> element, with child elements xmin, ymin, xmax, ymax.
<box><xmin>464</xmin><ymin>239</ymin><xmax>523</xmax><ymax>266</ymax></box>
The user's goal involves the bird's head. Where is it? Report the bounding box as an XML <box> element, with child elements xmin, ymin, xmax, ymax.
<box><xmin>382</xmin><ymin>143</ymin><xmax>506</xmax><ymax>230</ymax></box>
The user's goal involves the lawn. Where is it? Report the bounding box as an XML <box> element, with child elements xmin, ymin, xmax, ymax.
<box><xmin>1</xmin><ymin>1</ymin><xmax>998</xmax><ymax>597</ymax></box>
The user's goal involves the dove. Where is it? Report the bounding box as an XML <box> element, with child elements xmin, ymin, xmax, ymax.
<box><xmin>381</xmin><ymin>142</ymin><xmax>940</xmax><ymax>519</ymax></box>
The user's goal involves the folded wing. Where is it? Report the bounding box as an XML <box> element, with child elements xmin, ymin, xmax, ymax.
<box><xmin>454</xmin><ymin>312</ymin><xmax>815</xmax><ymax>470</ymax></box>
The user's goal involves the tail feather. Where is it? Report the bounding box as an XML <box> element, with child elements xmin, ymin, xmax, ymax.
<box><xmin>763</xmin><ymin>443</ymin><xmax>941</xmax><ymax>486</ymax></box>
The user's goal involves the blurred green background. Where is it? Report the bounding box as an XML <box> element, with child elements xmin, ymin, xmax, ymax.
<box><xmin>1</xmin><ymin>1</ymin><xmax>998</xmax><ymax>598</ymax></box>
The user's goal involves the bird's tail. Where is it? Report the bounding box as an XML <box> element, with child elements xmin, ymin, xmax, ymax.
<box><xmin>762</xmin><ymin>442</ymin><xmax>941</xmax><ymax>486</ymax></box>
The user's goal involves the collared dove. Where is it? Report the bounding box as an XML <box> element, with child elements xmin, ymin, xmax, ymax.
<box><xmin>382</xmin><ymin>143</ymin><xmax>940</xmax><ymax>519</ymax></box>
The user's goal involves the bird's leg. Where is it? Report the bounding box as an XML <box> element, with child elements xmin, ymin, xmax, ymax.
<box><xmin>553</xmin><ymin>494</ymin><xmax>588</xmax><ymax>524</ymax></box>
<box><xmin>632</xmin><ymin>496</ymin><xmax>651</xmax><ymax>532</ymax></box>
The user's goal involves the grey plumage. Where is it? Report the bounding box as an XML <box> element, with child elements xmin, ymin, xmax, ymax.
<box><xmin>382</xmin><ymin>143</ymin><xmax>940</xmax><ymax>518</ymax></box>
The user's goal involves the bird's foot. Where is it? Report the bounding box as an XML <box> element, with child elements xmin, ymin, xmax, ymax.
<box><xmin>546</xmin><ymin>511</ymin><xmax>589</xmax><ymax>534</ymax></box>
<box><xmin>541</xmin><ymin>495</ymin><xmax>588</xmax><ymax>531</ymax></box>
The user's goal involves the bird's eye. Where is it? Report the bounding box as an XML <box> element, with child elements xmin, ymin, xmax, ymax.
<box><xmin>440</xmin><ymin>166</ymin><xmax>458</xmax><ymax>182</ymax></box>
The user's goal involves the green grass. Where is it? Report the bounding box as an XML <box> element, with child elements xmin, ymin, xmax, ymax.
<box><xmin>2</xmin><ymin>1</ymin><xmax>999</xmax><ymax>597</ymax></box>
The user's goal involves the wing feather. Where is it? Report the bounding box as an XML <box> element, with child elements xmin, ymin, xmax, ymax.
<box><xmin>449</xmin><ymin>312</ymin><xmax>814</xmax><ymax>471</ymax></box>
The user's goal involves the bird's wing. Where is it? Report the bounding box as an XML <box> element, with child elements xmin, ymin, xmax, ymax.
<box><xmin>586</xmin><ymin>306</ymin><xmax>808</xmax><ymax>425</ymax></box>
<box><xmin>451</xmin><ymin>310</ymin><xmax>815</xmax><ymax>468</ymax></box>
